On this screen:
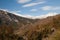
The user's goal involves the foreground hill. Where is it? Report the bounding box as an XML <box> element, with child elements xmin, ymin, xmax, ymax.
<box><xmin>0</xmin><ymin>10</ymin><xmax>60</xmax><ymax>40</ymax></box>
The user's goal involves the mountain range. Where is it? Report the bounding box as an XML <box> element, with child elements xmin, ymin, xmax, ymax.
<box><xmin>0</xmin><ymin>10</ymin><xmax>60</xmax><ymax>40</ymax></box>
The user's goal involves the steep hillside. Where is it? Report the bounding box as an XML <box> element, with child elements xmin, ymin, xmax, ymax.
<box><xmin>15</xmin><ymin>14</ymin><xmax>60</xmax><ymax>40</ymax></box>
<box><xmin>0</xmin><ymin>10</ymin><xmax>38</xmax><ymax>30</ymax></box>
<box><xmin>0</xmin><ymin>10</ymin><xmax>39</xmax><ymax>40</ymax></box>
<box><xmin>0</xmin><ymin>10</ymin><xmax>60</xmax><ymax>40</ymax></box>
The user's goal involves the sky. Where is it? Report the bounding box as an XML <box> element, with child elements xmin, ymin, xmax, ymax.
<box><xmin>0</xmin><ymin>0</ymin><xmax>60</xmax><ymax>19</ymax></box>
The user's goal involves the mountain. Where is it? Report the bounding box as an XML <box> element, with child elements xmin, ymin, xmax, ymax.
<box><xmin>0</xmin><ymin>10</ymin><xmax>60</xmax><ymax>40</ymax></box>
<box><xmin>0</xmin><ymin>10</ymin><xmax>38</xmax><ymax>30</ymax></box>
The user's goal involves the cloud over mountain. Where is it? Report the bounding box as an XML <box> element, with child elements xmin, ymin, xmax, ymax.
<box><xmin>41</xmin><ymin>6</ymin><xmax>60</xmax><ymax>10</ymax></box>
<box><xmin>0</xmin><ymin>9</ymin><xmax>58</xmax><ymax>19</ymax></box>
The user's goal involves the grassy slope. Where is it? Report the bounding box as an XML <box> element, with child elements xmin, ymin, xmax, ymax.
<box><xmin>0</xmin><ymin>10</ymin><xmax>60</xmax><ymax>40</ymax></box>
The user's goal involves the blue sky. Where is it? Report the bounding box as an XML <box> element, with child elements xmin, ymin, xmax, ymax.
<box><xmin>0</xmin><ymin>0</ymin><xmax>60</xmax><ymax>17</ymax></box>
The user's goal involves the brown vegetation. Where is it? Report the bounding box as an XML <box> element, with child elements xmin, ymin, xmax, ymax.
<box><xmin>0</xmin><ymin>10</ymin><xmax>60</xmax><ymax>40</ymax></box>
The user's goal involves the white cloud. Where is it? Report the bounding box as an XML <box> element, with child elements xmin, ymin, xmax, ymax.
<box><xmin>0</xmin><ymin>9</ymin><xmax>59</xmax><ymax>19</ymax></box>
<box><xmin>18</xmin><ymin>0</ymin><xmax>31</xmax><ymax>3</ymax></box>
<box><xmin>35</xmin><ymin>12</ymin><xmax>58</xmax><ymax>19</ymax></box>
<box><xmin>41</xmin><ymin>6</ymin><xmax>60</xmax><ymax>10</ymax></box>
<box><xmin>30</xmin><ymin>9</ymin><xmax>38</xmax><ymax>12</ymax></box>
<box><xmin>0</xmin><ymin>8</ymin><xmax>8</xmax><ymax>11</ymax></box>
<box><xmin>0</xmin><ymin>9</ymin><xmax>21</xmax><ymax>13</ymax></box>
<box><xmin>27</xmin><ymin>12</ymin><xmax>58</xmax><ymax>19</ymax></box>
<box><xmin>22</xmin><ymin>1</ymin><xmax>46</xmax><ymax>7</ymax></box>
<box><xmin>9</xmin><ymin>12</ymin><xmax>33</xmax><ymax>18</ymax></box>
<box><xmin>11</xmin><ymin>11</ymin><xmax>21</xmax><ymax>13</ymax></box>
<box><xmin>0</xmin><ymin>8</ymin><xmax>22</xmax><ymax>16</ymax></box>
<box><xmin>12</xmin><ymin>12</ymin><xmax>58</xmax><ymax>19</ymax></box>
